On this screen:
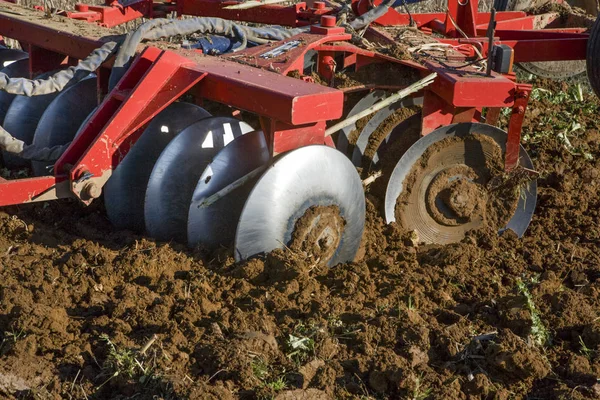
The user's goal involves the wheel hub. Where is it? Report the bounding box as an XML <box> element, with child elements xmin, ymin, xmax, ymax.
<box><xmin>289</xmin><ymin>205</ymin><xmax>345</xmax><ymax>263</ymax></box>
<box><xmin>426</xmin><ymin>166</ymin><xmax>487</xmax><ymax>226</ymax></box>
<box><xmin>385</xmin><ymin>123</ymin><xmax>537</xmax><ymax>245</ymax></box>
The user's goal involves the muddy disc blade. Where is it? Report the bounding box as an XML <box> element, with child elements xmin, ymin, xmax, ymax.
<box><xmin>375</xmin><ymin>113</ymin><xmax>422</xmax><ymax>167</ymax></box>
<box><xmin>0</xmin><ymin>59</ymin><xmax>29</xmax><ymax>125</ymax></box>
<box><xmin>31</xmin><ymin>77</ymin><xmax>97</xmax><ymax>176</ymax></box>
<box><xmin>519</xmin><ymin>60</ymin><xmax>586</xmax><ymax>80</ymax></box>
<box><xmin>104</xmin><ymin>102</ymin><xmax>211</xmax><ymax>232</ymax></box>
<box><xmin>0</xmin><ymin>48</ymin><xmax>28</xmax><ymax>69</ymax></box>
<box><xmin>145</xmin><ymin>117</ymin><xmax>254</xmax><ymax>243</ymax></box>
<box><xmin>2</xmin><ymin>71</ymin><xmax>62</xmax><ymax>168</ymax></box>
<box><xmin>350</xmin><ymin>96</ymin><xmax>422</xmax><ymax>167</ymax></box>
<box><xmin>385</xmin><ymin>123</ymin><xmax>537</xmax><ymax>244</ymax></box>
<box><xmin>336</xmin><ymin>91</ymin><xmax>386</xmax><ymax>156</ymax></box>
<box><xmin>188</xmin><ymin>130</ymin><xmax>271</xmax><ymax>249</ymax></box>
<box><xmin>235</xmin><ymin>145</ymin><xmax>365</xmax><ymax>267</ymax></box>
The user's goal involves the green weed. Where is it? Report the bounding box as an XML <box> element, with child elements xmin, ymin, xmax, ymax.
<box><xmin>579</xmin><ymin>336</ymin><xmax>594</xmax><ymax>359</ymax></box>
<box><xmin>264</xmin><ymin>376</ymin><xmax>287</xmax><ymax>392</ymax></box>
<box><xmin>412</xmin><ymin>374</ymin><xmax>432</xmax><ymax>400</ymax></box>
<box><xmin>516</xmin><ymin>279</ymin><xmax>550</xmax><ymax>347</ymax></box>
<box><xmin>100</xmin><ymin>334</ymin><xmax>140</xmax><ymax>380</ymax></box>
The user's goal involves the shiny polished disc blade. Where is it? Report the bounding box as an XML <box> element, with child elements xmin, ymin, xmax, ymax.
<box><xmin>384</xmin><ymin>123</ymin><xmax>537</xmax><ymax>244</ymax></box>
<box><xmin>3</xmin><ymin>71</ymin><xmax>62</xmax><ymax>168</ymax></box>
<box><xmin>105</xmin><ymin>102</ymin><xmax>211</xmax><ymax>232</ymax></box>
<box><xmin>31</xmin><ymin>77</ymin><xmax>97</xmax><ymax>176</ymax></box>
<box><xmin>145</xmin><ymin>116</ymin><xmax>254</xmax><ymax>243</ymax></box>
<box><xmin>0</xmin><ymin>48</ymin><xmax>28</xmax><ymax>69</ymax></box>
<box><xmin>235</xmin><ymin>145</ymin><xmax>365</xmax><ymax>267</ymax></box>
<box><xmin>188</xmin><ymin>130</ymin><xmax>271</xmax><ymax>249</ymax></box>
<box><xmin>0</xmin><ymin>59</ymin><xmax>29</xmax><ymax>125</ymax></box>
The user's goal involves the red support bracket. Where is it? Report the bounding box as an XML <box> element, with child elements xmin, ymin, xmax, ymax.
<box><xmin>505</xmin><ymin>83</ymin><xmax>531</xmax><ymax>171</ymax></box>
<box><xmin>57</xmin><ymin>0</ymin><xmax>152</xmax><ymax>27</ymax></box>
<box><xmin>54</xmin><ymin>47</ymin><xmax>208</xmax><ymax>204</ymax></box>
<box><xmin>260</xmin><ymin>117</ymin><xmax>327</xmax><ymax>155</ymax></box>
<box><xmin>25</xmin><ymin>44</ymin><xmax>68</xmax><ymax>77</ymax></box>
<box><xmin>445</xmin><ymin>0</ymin><xmax>478</xmax><ymax>37</ymax></box>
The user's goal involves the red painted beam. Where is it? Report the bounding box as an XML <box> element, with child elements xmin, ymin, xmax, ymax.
<box><xmin>182</xmin><ymin>49</ymin><xmax>344</xmax><ymax>125</ymax></box>
<box><xmin>427</xmin><ymin>62</ymin><xmax>516</xmax><ymax>108</ymax></box>
<box><xmin>0</xmin><ymin>9</ymin><xmax>344</xmax><ymax>125</ymax></box>
<box><xmin>506</xmin><ymin>38</ymin><xmax>587</xmax><ymax>62</ymax></box>
<box><xmin>0</xmin><ymin>3</ymin><xmax>111</xmax><ymax>61</ymax></box>
<box><xmin>491</xmin><ymin>29</ymin><xmax>588</xmax><ymax>39</ymax></box>
<box><xmin>437</xmin><ymin>34</ymin><xmax>588</xmax><ymax>62</ymax></box>
<box><xmin>0</xmin><ymin>176</ymin><xmax>70</xmax><ymax>206</ymax></box>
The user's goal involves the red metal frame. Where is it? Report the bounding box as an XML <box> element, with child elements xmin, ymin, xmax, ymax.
<box><xmin>0</xmin><ymin>0</ymin><xmax>591</xmax><ymax>205</ymax></box>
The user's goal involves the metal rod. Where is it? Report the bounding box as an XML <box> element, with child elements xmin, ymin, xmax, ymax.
<box><xmin>324</xmin><ymin>72</ymin><xmax>437</xmax><ymax>137</ymax></box>
<box><xmin>196</xmin><ymin>164</ymin><xmax>268</xmax><ymax>208</ymax></box>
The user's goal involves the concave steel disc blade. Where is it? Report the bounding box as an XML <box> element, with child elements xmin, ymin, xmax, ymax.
<box><xmin>2</xmin><ymin>71</ymin><xmax>62</xmax><ymax>168</ymax></box>
<box><xmin>31</xmin><ymin>77</ymin><xmax>97</xmax><ymax>176</ymax></box>
<box><xmin>0</xmin><ymin>48</ymin><xmax>28</xmax><ymax>69</ymax></box>
<box><xmin>145</xmin><ymin>116</ymin><xmax>254</xmax><ymax>243</ymax></box>
<box><xmin>351</xmin><ymin>96</ymin><xmax>423</xmax><ymax>167</ymax></box>
<box><xmin>335</xmin><ymin>90</ymin><xmax>387</xmax><ymax>156</ymax></box>
<box><xmin>188</xmin><ymin>130</ymin><xmax>271</xmax><ymax>249</ymax></box>
<box><xmin>384</xmin><ymin>123</ymin><xmax>537</xmax><ymax>244</ymax></box>
<box><xmin>0</xmin><ymin>59</ymin><xmax>29</xmax><ymax>126</ymax></box>
<box><xmin>374</xmin><ymin>113</ymin><xmax>422</xmax><ymax>170</ymax></box>
<box><xmin>235</xmin><ymin>145</ymin><xmax>366</xmax><ymax>267</ymax></box>
<box><xmin>105</xmin><ymin>102</ymin><xmax>211</xmax><ymax>232</ymax></box>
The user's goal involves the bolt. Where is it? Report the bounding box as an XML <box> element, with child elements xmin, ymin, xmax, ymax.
<box><xmin>517</xmin><ymin>106</ymin><xmax>525</xmax><ymax>114</ymax></box>
<box><xmin>321</xmin><ymin>15</ymin><xmax>336</xmax><ymax>27</ymax></box>
<box><xmin>313</xmin><ymin>1</ymin><xmax>326</xmax><ymax>9</ymax></box>
<box><xmin>75</xmin><ymin>3</ymin><xmax>89</xmax><ymax>11</ymax></box>
<box><xmin>83</xmin><ymin>182</ymin><xmax>101</xmax><ymax>199</ymax></box>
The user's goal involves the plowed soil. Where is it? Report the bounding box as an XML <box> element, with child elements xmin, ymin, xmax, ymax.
<box><xmin>1</xmin><ymin>77</ymin><xmax>600</xmax><ymax>400</ymax></box>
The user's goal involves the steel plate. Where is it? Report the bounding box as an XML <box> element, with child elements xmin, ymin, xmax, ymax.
<box><xmin>188</xmin><ymin>130</ymin><xmax>271</xmax><ymax>249</ymax></box>
<box><xmin>2</xmin><ymin>71</ymin><xmax>62</xmax><ymax>168</ymax></box>
<box><xmin>351</xmin><ymin>96</ymin><xmax>422</xmax><ymax>167</ymax></box>
<box><xmin>384</xmin><ymin>123</ymin><xmax>537</xmax><ymax>243</ymax></box>
<box><xmin>0</xmin><ymin>49</ymin><xmax>28</xmax><ymax>69</ymax></box>
<box><xmin>145</xmin><ymin>116</ymin><xmax>254</xmax><ymax>243</ymax></box>
<box><xmin>31</xmin><ymin>77</ymin><xmax>98</xmax><ymax>175</ymax></box>
<box><xmin>104</xmin><ymin>102</ymin><xmax>211</xmax><ymax>232</ymax></box>
<box><xmin>0</xmin><ymin>59</ymin><xmax>29</xmax><ymax>125</ymax></box>
<box><xmin>235</xmin><ymin>145</ymin><xmax>365</xmax><ymax>266</ymax></box>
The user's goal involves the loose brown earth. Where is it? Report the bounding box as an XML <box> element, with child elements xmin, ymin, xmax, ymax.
<box><xmin>1</xmin><ymin>76</ymin><xmax>600</xmax><ymax>400</ymax></box>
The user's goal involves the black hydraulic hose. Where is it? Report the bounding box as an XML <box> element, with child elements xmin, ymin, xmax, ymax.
<box><xmin>109</xmin><ymin>17</ymin><xmax>304</xmax><ymax>88</ymax></box>
<box><xmin>349</xmin><ymin>0</ymin><xmax>396</xmax><ymax>30</ymax></box>
<box><xmin>0</xmin><ymin>17</ymin><xmax>302</xmax><ymax>161</ymax></box>
<box><xmin>0</xmin><ymin>41</ymin><xmax>119</xmax><ymax>96</ymax></box>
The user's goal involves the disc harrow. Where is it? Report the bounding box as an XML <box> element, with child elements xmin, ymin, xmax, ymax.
<box><xmin>0</xmin><ymin>0</ymin><xmax>596</xmax><ymax>266</ymax></box>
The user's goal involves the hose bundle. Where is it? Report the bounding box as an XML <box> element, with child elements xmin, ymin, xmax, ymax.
<box><xmin>0</xmin><ymin>0</ymin><xmax>395</xmax><ymax>162</ymax></box>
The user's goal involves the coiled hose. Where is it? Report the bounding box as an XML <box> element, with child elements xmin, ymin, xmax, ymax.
<box><xmin>0</xmin><ymin>0</ymin><xmax>393</xmax><ymax>162</ymax></box>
